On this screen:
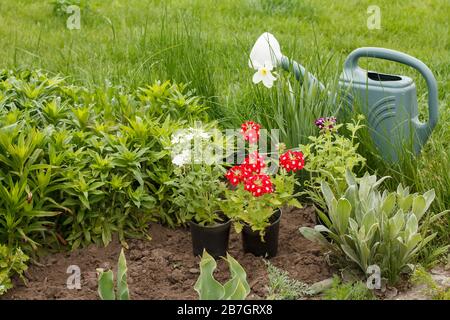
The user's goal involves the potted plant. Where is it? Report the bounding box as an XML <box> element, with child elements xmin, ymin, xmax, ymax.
<box><xmin>220</xmin><ymin>122</ymin><xmax>304</xmax><ymax>257</ymax></box>
<box><xmin>169</xmin><ymin>125</ymin><xmax>230</xmax><ymax>258</ymax></box>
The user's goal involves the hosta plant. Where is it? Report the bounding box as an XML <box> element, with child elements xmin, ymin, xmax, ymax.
<box><xmin>194</xmin><ymin>250</ymin><xmax>250</xmax><ymax>300</ymax></box>
<box><xmin>220</xmin><ymin>122</ymin><xmax>303</xmax><ymax>237</ymax></box>
<box><xmin>300</xmin><ymin>169</ymin><xmax>444</xmax><ymax>284</ymax></box>
<box><xmin>97</xmin><ymin>248</ymin><xmax>129</xmax><ymax>300</ymax></box>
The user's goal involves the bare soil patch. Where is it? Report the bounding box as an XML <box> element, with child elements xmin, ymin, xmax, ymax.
<box><xmin>3</xmin><ymin>206</ymin><xmax>332</xmax><ymax>300</ymax></box>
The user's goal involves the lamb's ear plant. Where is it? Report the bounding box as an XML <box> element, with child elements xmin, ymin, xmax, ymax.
<box><xmin>194</xmin><ymin>250</ymin><xmax>250</xmax><ymax>300</ymax></box>
<box><xmin>300</xmin><ymin>169</ymin><xmax>447</xmax><ymax>285</ymax></box>
<box><xmin>97</xmin><ymin>248</ymin><xmax>130</xmax><ymax>300</ymax></box>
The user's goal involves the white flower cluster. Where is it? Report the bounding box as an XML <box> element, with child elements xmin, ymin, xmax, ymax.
<box><xmin>171</xmin><ymin>128</ymin><xmax>212</xmax><ymax>167</ymax></box>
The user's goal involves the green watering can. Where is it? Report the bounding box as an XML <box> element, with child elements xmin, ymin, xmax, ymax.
<box><xmin>339</xmin><ymin>47</ymin><xmax>439</xmax><ymax>162</ymax></box>
<box><xmin>249</xmin><ymin>33</ymin><xmax>439</xmax><ymax>162</ymax></box>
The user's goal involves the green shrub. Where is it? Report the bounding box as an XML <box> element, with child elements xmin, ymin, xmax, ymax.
<box><xmin>0</xmin><ymin>69</ymin><xmax>211</xmax><ymax>251</ymax></box>
<box><xmin>0</xmin><ymin>125</ymin><xmax>63</xmax><ymax>250</ymax></box>
<box><xmin>0</xmin><ymin>244</ymin><xmax>29</xmax><ymax>295</ymax></box>
<box><xmin>300</xmin><ymin>170</ymin><xmax>446</xmax><ymax>284</ymax></box>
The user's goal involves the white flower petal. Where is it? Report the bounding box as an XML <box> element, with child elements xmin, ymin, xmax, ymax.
<box><xmin>266</xmin><ymin>71</ymin><xmax>276</xmax><ymax>81</ymax></box>
<box><xmin>253</xmin><ymin>71</ymin><xmax>263</xmax><ymax>84</ymax></box>
<box><xmin>249</xmin><ymin>32</ymin><xmax>282</xmax><ymax>69</ymax></box>
<box><xmin>262</xmin><ymin>76</ymin><xmax>274</xmax><ymax>88</ymax></box>
<box><xmin>264</xmin><ymin>60</ymin><xmax>273</xmax><ymax>71</ymax></box>
<box><xmin>248</xmin><ymin>59</ymin><xmax>262</xmax><ymax>70</ymax></box>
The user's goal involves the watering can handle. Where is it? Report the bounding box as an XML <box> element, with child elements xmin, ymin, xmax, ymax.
<box><xmin>344</xmin><ymin>47</ymin><xmax>439</xmax><ymax>142</ymax></box>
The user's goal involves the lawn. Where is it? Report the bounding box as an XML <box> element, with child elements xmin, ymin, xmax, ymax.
<box><xmin>0</xmin><ymin>0</ymin><xmax>448</xmax><ymax>301</ymax></box>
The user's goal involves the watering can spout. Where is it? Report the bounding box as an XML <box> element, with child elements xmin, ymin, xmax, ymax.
<box><xmin>279</xmin><ymin>56</ymin><xmax>326</xmax><ymax>91</ymax></box>
<box><xmin>249</xmin><ymin>32</ymin><xmax>326</xmax><ymax>91</ymax></box>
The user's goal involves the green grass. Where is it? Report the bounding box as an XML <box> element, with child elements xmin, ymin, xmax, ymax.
<box><xmin>0</xmin><ymin>0</ymin><xmax>448</xmax><ymax>246</ymax></box>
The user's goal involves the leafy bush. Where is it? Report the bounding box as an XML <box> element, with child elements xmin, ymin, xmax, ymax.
<box><xmin>0</xmin><ymin>244</ymin><xmax>29</xmax><ymax>295</ymax></box>
<box><xmin>300</xmin><ymin>170</ymin><xmax>445</xmax><ymax>284</ymax></box>
<box><xmin>195</xmin><ymin>250</ymin><xmax>250</xmax><ymax>300</ymax></box>
<box><xmin>0</xmin><ymin>69</ymin><xmax>211</xmax><ymax>251</ymax></box>
<box><xmin>0</xmin><ymin>125</ymin><xmax>64</xmax><ymax>250</ymax></box>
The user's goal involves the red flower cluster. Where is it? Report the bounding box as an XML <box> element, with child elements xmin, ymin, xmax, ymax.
<box><xmin>225</xmin><ymin>121</ymin><xmax>306</xmax><ymax>197</ymax></box>
<box><xmin>279</xmin><ymin>150</ymin><xmax>305</xmax><ymax>172</ymax></box>
<box><xmin>225</xmin><ymin>164</ymin><xmax>253</xmax><ymax>186</ymax></box>
<box><xmin>243</xmin><ymin>151</ymin><xmax>265</xmax><ymax>173</ymax></box>
<box><xmin>244</xmin><ymin>174</ymin><xmax>273</xmax><ymax>197</ymax></box>
<box><xmin>225</xmin><ymin>151</ymin><xmax>271</xmax><ymax>197</ymax></box>
<box><xmin>240</xmin><ymin>121</ymin><xmax>261</xmax><ymax>144</ymax></box>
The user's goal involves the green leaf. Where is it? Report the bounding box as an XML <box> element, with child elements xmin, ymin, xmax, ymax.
<box><xmin>97</xmin><ymin>269</ymin><xmax>115</xmax><ymax>300</ymax></box>
<box><xmin>299</xmin><ymin>227</ymin><xmax>331</xmax><ymax>247</ymax></box>
<box><xmin>287</xmin><ymin>198</ymin><xmax>302</xmax><ymax>208</ymax></box>
<box><xmin>389</xmin><ymin>210</ymin><xmax>405</xmax><ymax>239</ymax></box>
<box><xmin>320</xmin><ymin>181</ymin><xmax>335</xmax><ymax>210</ymax></box>
<box><xmin>336</xmin><ymin>198</ymin><xmax>351</xmax><ymax>234</ymax></box>
<box><xmin>381</xmin><ymin>193</ymin><xmax>396</xmax><ymax>217</ymax></box>
<box><xmin>405</xmin><ymin>214</ymin><xmax>418</xmax><ymax>238</ymax></box>
<box><xmin>194</xmin><ymin>250</ymin><xmax>225</xmax><ymax>300</ymax></box>
<box><xmin>226</xmin><ymin>279</ymin><xmax>248</xmax><ymax>300</ymax></box>
<box><xmin>411</xmin><ymin>195</ymin><xmax>426</xmax><ymax>221</ymax></box>
<box><xmin>361</xmin><ymin>209</ymin><xmax>377</xmax><ymax>234</ymax></box>
<box><xmin>345</xmin><ymin>168</ymin><xmax>358</xmax><ymax>186</ymax></box>
<box><xmin>223</xmin><ymin>253</ymin><xmax>250</xmax><ymax>299</ymax></box>
<box><xmin>117</xmin><ymin>248</ymin><xmax>130</xmax><ymax>300</ymax></box>
<box><xmin>341</xmin><ymin>244</ymin><xmax>364</xmax><ymax>271</ymax></box>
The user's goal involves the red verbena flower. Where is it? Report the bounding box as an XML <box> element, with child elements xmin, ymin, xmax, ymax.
<box><xmin>279</xmin><ymin>150</ymin><xmax>305</xmax><ymax>172</ymax></box>
<box><xmin>225</xmin><ymin>164</ymin><xmax>253</xmax><ymax>186</ymax></box>
<box><xmin>244</xmin><ymin>174</ymin><xmax>273</xmax><ymax>197</ymax></box>
<box><xmin>243</xmin><ymin>151</ymin><xmax>266</xmax><ymax>173</ymax></box>
<box><xmin>240</xmin><ymin>121</ymin><xmax>261</xmax><ymax>144</ymax></box>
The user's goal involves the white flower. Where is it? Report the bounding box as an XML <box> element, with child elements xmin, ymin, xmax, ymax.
<box><xmin>171</xmin><ymin>131</ymin><xmax>184</xmax><ymax>144</ymax></box>
<box><xmin>252</xmin><ymin>61</ymin><xmax>277</xmax><ymax>88</ymax></box>
<box><xmin>248</xmin><ymin>32</ymin><xmax>282</xmax><ymax>69</ymax></box>
<box><xmin>249</xmin><ymin>32</ymin><xmax>282</xmax><ymax>89</ymax></box>
<box><xmin>172</xmin><ymin>149</ymin><xmax>191</xmax><ymax>167</ymax></box>
<box><xmin>171</xmin><ymin>128</ymin><xmax>211</xmax><ymax>145</ymax></box>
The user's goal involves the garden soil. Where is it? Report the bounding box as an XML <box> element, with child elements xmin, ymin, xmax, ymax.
<box><xmin>3</xmin><ymin>206</ymin><xmax>332</xmax><ymax>300</ymax></box>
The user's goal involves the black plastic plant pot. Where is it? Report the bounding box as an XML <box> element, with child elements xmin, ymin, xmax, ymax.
<box><xmin>242</xmin><ymin>209</ymin><xmax>282</xmax><ymax>258</ymax></box>
<box><xmin>189</xmin><ymin>219</ymin><xmax>231</xmax><ymax>259</ymax></box>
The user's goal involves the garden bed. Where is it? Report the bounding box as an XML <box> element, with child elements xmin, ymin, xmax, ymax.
<box><xmin>2</xmin><ymin>206</ymin><xmax>331</xmax><ymax>300</ymax></box>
